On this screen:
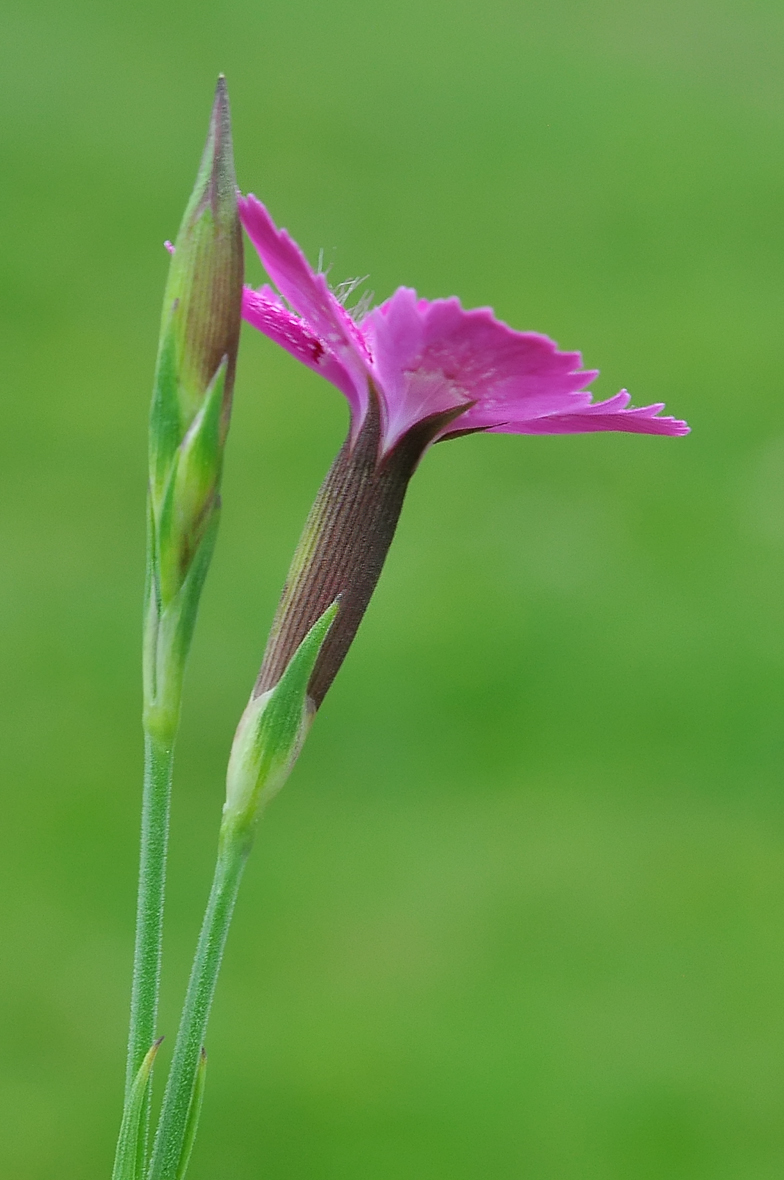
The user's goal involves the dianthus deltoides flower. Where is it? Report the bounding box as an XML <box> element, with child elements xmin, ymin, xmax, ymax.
<box><xmin>240</xmin><ymin>193</ymin><xmax>688</xmax><ymax>708</ymax></box>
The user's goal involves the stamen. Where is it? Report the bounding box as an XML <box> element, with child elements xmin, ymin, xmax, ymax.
<box><xmin>349</xmin><ymin>289</ymin><xmax>374</xmax><ymax>322</ymax></box>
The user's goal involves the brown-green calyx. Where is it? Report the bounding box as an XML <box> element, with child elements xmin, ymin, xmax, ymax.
<box><xmin>255</xmin><ymin>391</ymin><xmax>466</xmax><ymax>708</ymax></box>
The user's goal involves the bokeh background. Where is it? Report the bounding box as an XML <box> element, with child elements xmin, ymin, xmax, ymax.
<box><xmin>3</xmin><ymin>0</ymin><xmax>784</xmax><ymax>1175</ymax></box>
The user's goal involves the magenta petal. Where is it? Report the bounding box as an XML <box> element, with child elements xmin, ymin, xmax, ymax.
<box><xmin>488</xmin><ymin>389</ymin><xmax>690</xmax><ymax>436</ymax></box>
<box><xmin>242</xmin><ymin>285</ymin><xmax>362</xmax><ymax>406</ymax></box>
<box><xmin>239</xmin><ymin>196</ymin><xmax>689</xmax><ymax>448</ymax></box>
<box><xmin>239</xmin><ymin>194</ymin><xmax>369</xmax><ymax>427</ymax></box>
<box><xmin>362</xmin><ymin>288</ymin><xmax>469</xmax><ymax>449</ymax></box>
<box><xmin>242</xmin><ymin>285</ymin><xmax>324</xmax><ymax>367</ymax></box>
<box><xmin>364</xmin><ymin>293</ymin><xmax>599</xmax><ymax>450</ymax></box>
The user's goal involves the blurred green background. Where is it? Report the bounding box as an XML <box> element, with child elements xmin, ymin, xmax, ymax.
<box><xmin>2</xmin><ymin>0</ymin><xmax>784</xmax><ymax>1175</ymax></box>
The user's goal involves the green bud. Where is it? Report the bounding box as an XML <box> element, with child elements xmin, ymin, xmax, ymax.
<box><xmin>224</xmin><ymin>602</ymin><xmax>339</xmax><ymax>832</ymax></box>
<box><xmin>148</xmin><ymin>75</ymin><xmax>242</xmax><ymax>590</ymax></box>
<box><xmin>143</xmin><ymin>77</ymin><xmax>243</xmax><ymax>730</ymax></box>
<box><xmin>151</xmin><ymin>75</ymin><xmax>243</xmax><ymax>460</ymax></box>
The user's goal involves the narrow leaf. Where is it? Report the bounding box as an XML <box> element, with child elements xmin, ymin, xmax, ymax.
<box><xmin>164</xmin><ymin>503</ymin><xmax>222</xmax><ymax>673</ymax></box>
<box><xmin>179</xmin><ymin>357</ymin><xmax>227</xmax><ymax>481</ymax></box>
<box><xmin>175</xmin><ymin>1046</ymin><xmax>208</xmax><ymax>1180</ymax></box>
<box><xmin>149</xmin><ymin>320</ymin><xmax>182</xmax><ymax>501</ymax></box>
<box><xmin>153</xmin><ymin>450</ymin><xmax>181</xmax><ymax>610</ymax></box>
<box><xmin>170</xmin><ymin>358</ymin><xmax>228</xmax><ymax>569</ymax></box>
<box><xmin>257</xmin><ymin>598</ymin><xmax>339</xmax><ymax>759</ymax></box>
<box><xmin>224</xmin><ymin>599</ymin><xmax>339</xmax><ymax>826</ymax></box>
<box><xmin>146</xmin><ymin>507</ymin><xmax>221</xmax><ymax>732</ymax></box>
<box><xmin>111</xmin><ymin>1037</ymin><xmax>163</xmax><ymax>1180</ymax></box>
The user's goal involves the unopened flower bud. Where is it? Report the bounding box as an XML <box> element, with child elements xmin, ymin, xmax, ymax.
<box><xmin>144</xmin><ymin>77</ymin><xmax>243</xmax><ymax>731</ymax></box>
<box><xmin>152</xmin><ymin>75</ymin><xmax>243</xmax><ymax>470</ymax></box>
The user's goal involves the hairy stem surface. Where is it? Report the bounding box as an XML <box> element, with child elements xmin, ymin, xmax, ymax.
<box><xmin>126</xmin><ymin>730</ymin><xmax>175</xmax><ymax>1094</ymax></box>
<box><xmin>147</xmin><ymin>824</ymin><xmax>249</xmax><ymax>1180</ymax></box>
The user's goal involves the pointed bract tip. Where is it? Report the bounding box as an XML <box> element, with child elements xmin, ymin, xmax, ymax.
<box><xmin>171</xmin><ymin>78</ymin><xmax>238</xmax><ymax>239</ymax></box>
<box><xmin>203</xmin><ymin>76</ymin><xmax>235</xmax><ymax>210</ymax></box>
<box><xmin>211</xmin><ymin>74</ymin><xmax>229</xmax><ymax>129</ymax></box>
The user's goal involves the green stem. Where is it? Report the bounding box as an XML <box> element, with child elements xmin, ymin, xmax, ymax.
<box><xmin>125</xmin><ymin>729</ymin><xmax>176</xmax><ymax>1096</ymax></box>
<box><xmin>147</xmin><ymin>822</ymin><xmax>250</xmax><ymax>1180</ymax></box>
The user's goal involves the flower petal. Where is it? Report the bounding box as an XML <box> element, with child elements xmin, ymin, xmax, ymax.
<box><xmin>239</xmin><ymin>204</ymin><xmax>689</xmax><ymax>447</ymax></box>
<box><xmin>360</xmin><ymin>288</ymin><xmax>469</xmax><ymax>450</ymax></box>
<box><xmin>239</xmin><ymin>194</ymin><xmax>370</xmax><ymax>428</ymax></box>
<box><xmin>363</xmin><ymin>293</ymin><xmax>598</xmax><ymax>451</ymax></box>
<box><xmin>242</xmin><ymin>285</ymin><xmax>362</xmax><ymax>406</ymax></box>
<box><xmin>486</xmin><ymin>390</ymin><xmax>690</xmax><ymax>436</ymax></box>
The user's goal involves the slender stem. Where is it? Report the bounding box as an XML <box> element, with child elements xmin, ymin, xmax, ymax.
<box><xmin>126</xmin><ymin>728</ymin><xmax>176</xmax><ymax>1095</ymax></box>
<box><xmin>147</xmin><ymin>823</ymin><xmax>249</xmax><ymax>1180</ymax></box>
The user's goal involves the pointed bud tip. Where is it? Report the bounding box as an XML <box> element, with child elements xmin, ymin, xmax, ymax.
<box><xmin>211</xmin><ymin>74</ymin><xmax>230</xmax><ymax>132</ymax></box>
<box><xmin>184</xmin><ymin>75</ymin><xmax>237</xmax><ymax>224</ymax></box>
<box><xmin>154</xmin><ymin>77</ymin><xmax>243</xmax><ymax>439</ymax></box>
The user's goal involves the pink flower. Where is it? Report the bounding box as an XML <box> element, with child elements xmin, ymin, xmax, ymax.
<box><xmin>239</xmin><ymin>194</ymin><xmax>688</xmax><ymax>455</ymax></box>
<box><xmin>238</xmin><ymin>194</ymin><xmax>688</xmax><ymax>707</ymax></box>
